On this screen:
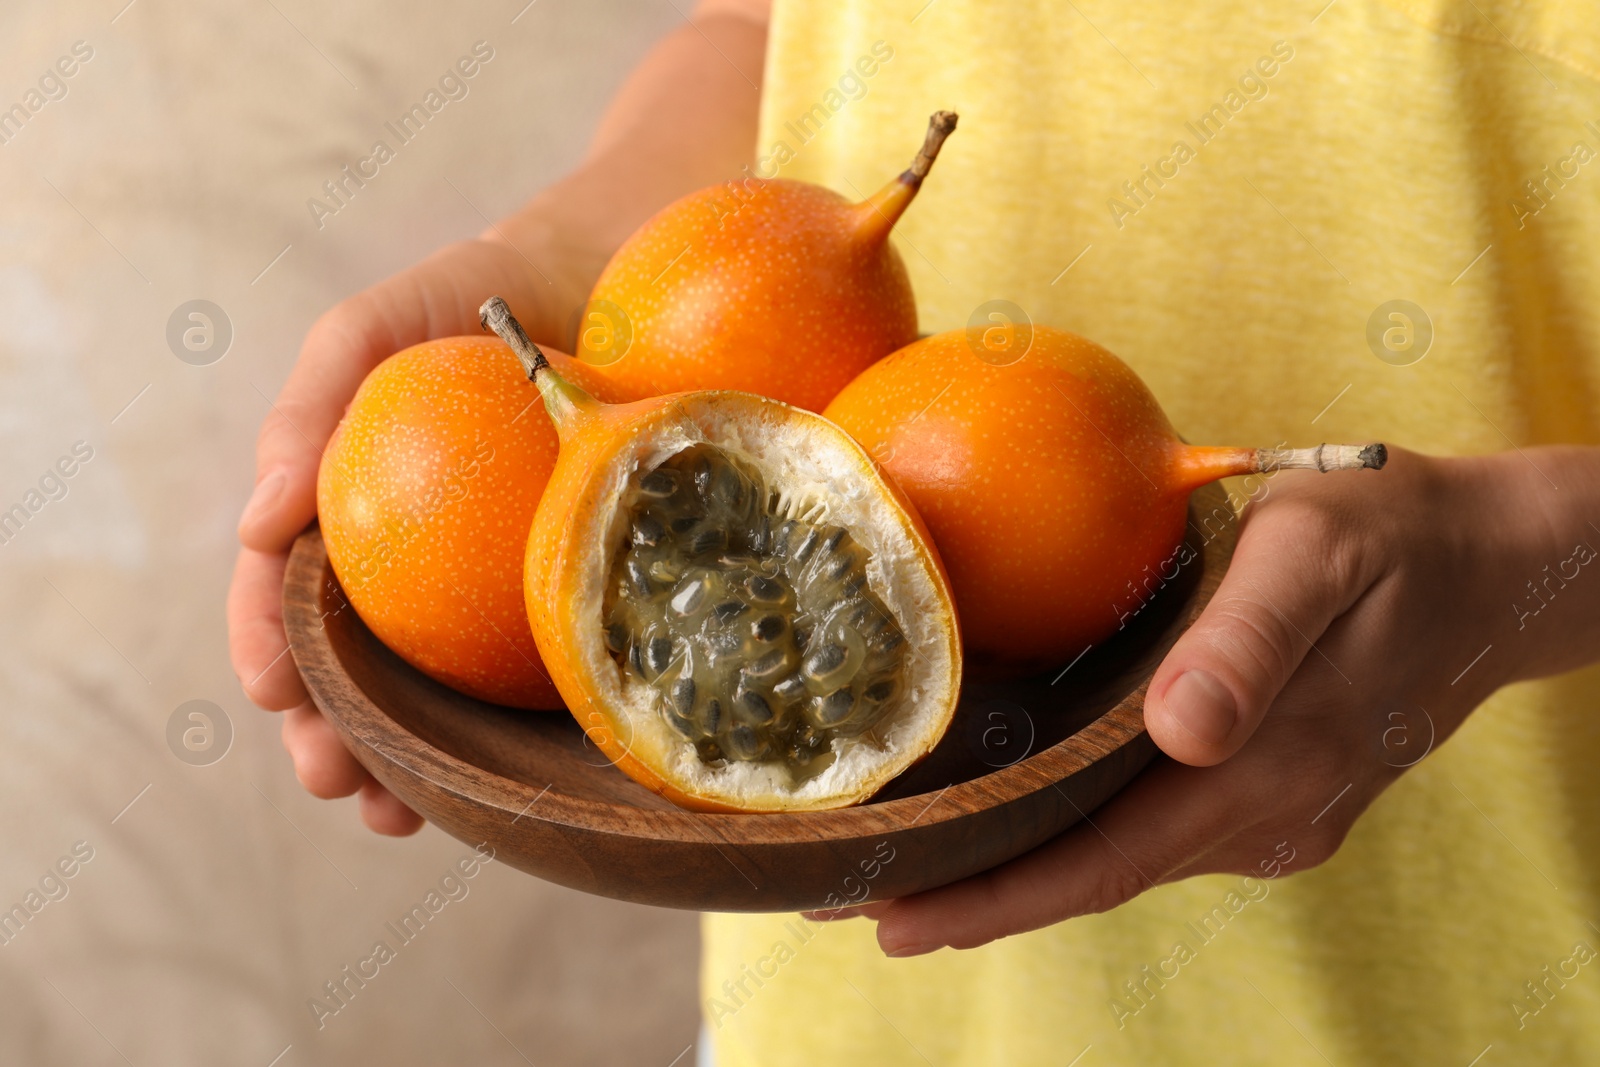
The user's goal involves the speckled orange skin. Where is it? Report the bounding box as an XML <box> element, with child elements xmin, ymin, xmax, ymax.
<box><xmin>580</xmin><ymin>178</ymin><xmax>919</xmax><ymax>412</ymax></box>
<box><xmin>317</xmin><ymin>336</ymin><xmax>622</xmax><ymax>709</ymax></box>
<box><xmin>523</xmin><ymin>384</ymin><xmax>958</xmax><ymax>812</ymax></box>
<box><xmin>824</xmin><ymin>327</ymin><xmax>1252</xmax><ymax>676</ymax></box>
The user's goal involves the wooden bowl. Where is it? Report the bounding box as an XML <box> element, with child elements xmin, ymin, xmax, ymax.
<box><xmin>283</xmin><ymin>484</ymin><xmax>1235</xmax><ymax>912</ymax></box>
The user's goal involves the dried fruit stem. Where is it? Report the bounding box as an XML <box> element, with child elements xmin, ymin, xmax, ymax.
<box><xmin>854</xmin><ymin>110</ymin><xmax>960</xmax><ymax>245</ymax></box>
<box><xmin>479</xmin><ymin>295</ymin><xmax>593</xmax><ymax>435</ymax></box>
<box><xmin>1170</xmin><ymin>442</ymin><xmax>1387</xmax><ymax>492</ymax></box>
<box><xmin>902</xmin><ymin>110</ymin><xmax>959</xmax><ymax>188</ymax></box>
<box><xmin>1255</xmin><ymin>443</ymin><xmax>1388</xmax><ymax>472</ymax></box>
<box><xmin>479</xmin><ymin>296</ymin><xmax>549</xmax><ymax>381</ymax></box>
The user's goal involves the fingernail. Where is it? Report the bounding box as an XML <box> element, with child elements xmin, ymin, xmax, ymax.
<box><xmin>241</xmin><ymin>470</ymin><xmax>286</xmax><ymax>530</ymax></box>
<box><xmin>1167</xmin><ymin>670</ymin><xmax>1237</xmax><ymax>746</ymax></box>
<box><xmin>883</xmin><ymin>941</ymin><xmax>938</xmax><ymax>958</ymax></box>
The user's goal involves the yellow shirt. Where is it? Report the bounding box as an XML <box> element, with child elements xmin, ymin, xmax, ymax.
<box><xmin>705</xmin><ymin>1</ymin><xmax>1600</xmax><ymax>1064</ymax></box>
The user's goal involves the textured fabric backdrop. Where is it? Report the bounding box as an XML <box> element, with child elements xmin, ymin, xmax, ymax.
<box><xmin>0</xmin><ymin>2</ymin><xmax>703</xmax><ymax>1063</ymax></box>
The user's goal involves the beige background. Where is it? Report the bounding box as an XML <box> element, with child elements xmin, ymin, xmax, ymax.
<box><xmin>0</xmin><ymin>1</ymin><xmax>704</xmax><ymax>1063</ymax></box>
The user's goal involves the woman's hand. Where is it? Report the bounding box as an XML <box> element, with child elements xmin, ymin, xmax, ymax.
<box><xmin>814</xmin><ymin>444</ymin><xmax>1600</xmax><ymax>955</ymax></box>
<box><xmin>226</xmin><ymin>6</ymin><xmax>768</xmax><ymax>835</ymax></box>
<box><xmin>228</xmin><ymin>236</ymin><xmax>582</xmax><ymax>835</ymax></box>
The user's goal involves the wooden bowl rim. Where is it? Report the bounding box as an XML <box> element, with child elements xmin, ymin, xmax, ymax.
<box><xmin>285</xmin><ymin>487</ymin><xmax>1227</xmax><ymax>846</ymax></box>
<box><xmin>286</xmin><ymin>535</ymin><xmax>1147</xmax><ymax>842</ymax></box>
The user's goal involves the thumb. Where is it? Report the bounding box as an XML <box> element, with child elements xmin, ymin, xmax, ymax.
<box><xmin>1145</xmin><ymin>500</ymin><xmax>1364</xmax><ymax>766</ymax></box>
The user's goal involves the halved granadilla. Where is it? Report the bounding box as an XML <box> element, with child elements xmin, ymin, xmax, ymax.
<box><xmin>481</xmin><ymin>297</ymin><xmax>961</xmax><ymax>812</ymax></box>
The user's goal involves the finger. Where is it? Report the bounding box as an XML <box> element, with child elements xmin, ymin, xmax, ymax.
<box><xmin>238</xmin><ymin>239</ymin><xmax>553</xmax><ymax>554</ymax></box>
<box><xmin>875</xmin><ymin>758</ymin><xmax>1250</xmax><ymax>955</ymax></box>
<box><xmin>281</xmin><ymin>703</ymin><xmax>368</xmax><ymax>799</ymax></box>
<box><xmin>802</xmin><ymin>900</ymin><xmax>893</xmax><ymax>923</ymax></box>
<box><xmin>228</xmin><ymin>548</ymin><xmax>307</xmax><ymax>710</ymax></box>
<box><xmin>1144</xmin><ymin>491</ymin><xmax>1368</xmax><ymax>766</ymax></box>
<box><xmin>236</xmin><ymin>295</ymin><xmax>397</xmax><ymax>554</ymax></box>
<box><xmin>1163</xmin><ymin>834</ymin><xmax>1260</xmax><ymax>883</ymax></box>
<box><xmin>360</xmin><ymin>778</ymin><xmax>426</xmax><ymax>836</ymax></box>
